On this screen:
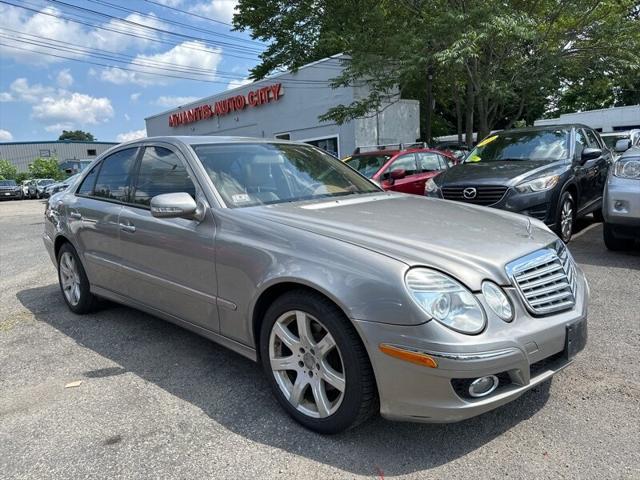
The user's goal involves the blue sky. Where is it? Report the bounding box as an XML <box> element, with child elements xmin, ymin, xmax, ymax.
<box><xmin>0</xmin><ymin>0</ymin><xmax>261</xmax><ymax>143</ymax></box>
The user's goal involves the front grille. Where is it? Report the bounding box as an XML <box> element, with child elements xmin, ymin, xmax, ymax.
<box><xmin>506</xmin><ymin>242</ymin><xmax>577</xmax><ymax>316</ymax></box>
<box><xmin>441</xmin><ymin>186</ymin><xmax>508</xmax><ymax>206</ymax></box>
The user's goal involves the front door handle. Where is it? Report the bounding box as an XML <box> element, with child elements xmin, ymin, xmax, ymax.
<box><xmin>69</xmin><ymin>211</ymin><xmax>82</xmax><ymax>219</ymax></box>
<box><xmin>120</xmin><ymin>222</ymin><xmax>136</xmax><ymax>233</ymax></box>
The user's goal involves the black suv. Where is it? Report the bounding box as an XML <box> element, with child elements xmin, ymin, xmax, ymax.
<box><xmin>425</xmin><ymin>125</ymin><xmax>611</xmax><ymax>242</ymax></box>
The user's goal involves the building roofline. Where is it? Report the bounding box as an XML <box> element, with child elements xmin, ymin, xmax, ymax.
<box><xmin>144</xmin><ymin>53</ymin><xmax>349</xmax><ymax>121</ymax></box>
<box><xmin>0</xmin><ymin>140</ymin><xmax>118</xmax><ymax>146</ymax></box>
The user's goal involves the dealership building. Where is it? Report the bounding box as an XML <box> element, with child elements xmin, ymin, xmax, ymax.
<box><xmin>0</xmin><ymin>140</ymin><xmax>116</xmax><ymax>173</ymax></box>
<box><xmin>145</xmin><ymin>55</ymin><xmax>420</xmax><ymax>158</ymax></box>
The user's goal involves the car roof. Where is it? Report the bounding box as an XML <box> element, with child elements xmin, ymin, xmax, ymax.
<box><xmin>118</xmin><ymin>135</ymin><xmax>303</xmax><ymax>148</ymax></box>
<box><xmin>350</xmin><ymin>147</ymin><xmax>448</xmax><ymax>158</ymax></box>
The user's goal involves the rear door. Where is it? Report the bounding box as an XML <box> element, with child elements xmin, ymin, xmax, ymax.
<box><xmin>117</xmin><ymin>144</ymin><xmax>219</xmax><ymax>332</ymax></box>
<box><xmin>68</xmin><ymin>147</ymin><xmax>139</xmax><ymax>293</ymax></box>
<box><xmin>380</xmin><ymin>154</ymin><xmax>421</xmax><ymax>194</ymax></box>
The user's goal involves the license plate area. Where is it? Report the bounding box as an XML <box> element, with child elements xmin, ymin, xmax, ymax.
<box><xmin>565</xmin><ymin>319</ymin><xmax>588</xmax><ymax>360</ymax></box>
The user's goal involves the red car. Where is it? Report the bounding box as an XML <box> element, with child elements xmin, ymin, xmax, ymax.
<box><xmin>345</xmin><ymin>144</ymin><xmax>457</xmax><ymax>195</ymax></box>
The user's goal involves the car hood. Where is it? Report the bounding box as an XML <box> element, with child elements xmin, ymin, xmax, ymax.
<box><xmin>245</xmin><ymin>193</ymin><xmax>558</xmax><ymax>288</ymax></box>
<box><xmin>436</xmin><ymin>160</ymin><xmax>565</xmax><ymax>186</ymax></box>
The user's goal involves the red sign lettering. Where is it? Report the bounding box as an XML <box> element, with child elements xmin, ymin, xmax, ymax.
<box><xmin>168</xmin><ymin>83</ymin><xmax>283</xmax><ymax>127</ymax></box>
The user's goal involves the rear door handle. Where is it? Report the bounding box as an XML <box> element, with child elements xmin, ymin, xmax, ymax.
<box><xmin>120</xmin><ymin>223</ymin><xmax>136</xmax><ymax>233</ymax></box>
<box><xmin>69</xmin><ymin>211</ymin><xmax>82</xmax><ymax>219</ymax></box>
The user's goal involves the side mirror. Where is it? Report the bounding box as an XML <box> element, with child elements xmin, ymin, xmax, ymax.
<box><xmin>614</xmin><ymin>139</ymin><xmax>631</xmax><ymax>153</ymax></box>
<box><xmin>389</xmin><ymin>168</ymin><xmax>406</xmax><ymax>180</ymax></box>
<box><xmin>580</xmin><ymin>147</ymin><xmax>602</xmax><ymax>163</ymax></box>
<box><xmin>150</xmin><ymin>192</ymin><xmax>203</xmax><ymax>220</ymax></box>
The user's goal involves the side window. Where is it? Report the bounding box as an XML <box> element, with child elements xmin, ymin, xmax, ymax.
<box><xmin>575</xmin><ymin>129</ymin><xmax>589</xmax><ymax>157</ymax></box>
<box><xmin>417</xmin><ymin>152</ymin><xmax>446</xmax><ymax>172</ymax></box>
<box><xmin>77</xmin><ymin>163</ymin><xmax>100</xmax><ymax>195</ymax></box>
<box><xmin>585</xmin><ymin>129</ymin><xmax>601</xmax><ymax>149</ymax></box>
<box><xmin>387</xmin><ymin>154</ymin><xmax>418</xmax><ymax>176</ymax></box>
<box><xmin>132</xmin><ymin>146</ymin><xmax>196</xmax><ymax>207</ymax></box>
<box><xmin>93</xmin><ymin>148</ymin><xmax>138</xmax><ymax>202</ymax></box>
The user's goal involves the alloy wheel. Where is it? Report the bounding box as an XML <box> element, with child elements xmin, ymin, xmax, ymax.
<box><xmin>59</xmin><ymin>251</ymin><xmax>81</xmax><ymax>306</ymax></box>
<box><xmin>560</xmin><ymin>199</ymin><xmax>573</xmax><ymax>241</ymax></box>
<box><xmin>268</xmin><ymin>310</ymin><xmax>346</xmax><ymax>418</ymax></box>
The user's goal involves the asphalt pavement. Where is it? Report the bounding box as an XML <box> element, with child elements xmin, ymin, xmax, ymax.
<box><xmin>1</xmin><ymin>199</ymin><xmax>639</xmax><ymax>479</ymax></box>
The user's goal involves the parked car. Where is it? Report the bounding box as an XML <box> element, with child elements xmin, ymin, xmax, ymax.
<box><xmin>30</xmin><ymin>178</ymin><xmax>55</xmax><ymax>199</ymax></box>
<box><xmin>0</xmin><ymin>179</ymin><xmax>23</xmax><ymax>200</ymax></box>
<box><xmin>21</xmin><ymin>180</ymin><xmax>34</xmax><ymax>199</ymax></box>
<box><xmin>425</xmin><ymin>125</ymin><xmax>611</xmax><ymax>243</ymax></box>
<box><xmin>43</xmin><ymin>174</ymin><xmax>81</xmax><ymax>198</ymax></box>
<box><xmin>345</xmin><ymin>144</ymin><xmax>457</xmax><ymax>195</ymax></box>
<box><xmin>600</xmin><ymin>130</ymin><xmax>640</xmax><ymax>158</ymax></box>
<box><xmin>602</xmin><ymin>142</ymin><xmax>640</xmax><ymax>250</ymax></box>
<box><xmin>45</xmin><ymin>136</ymin><xmax>588</xmax><ymax>433</ymax></box>
<box><xmin>432</xmin><ymin>141</ymin><xmax>471</xmax><ymax>161</ymax></box>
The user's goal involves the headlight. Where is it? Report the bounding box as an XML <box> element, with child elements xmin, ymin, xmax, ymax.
<box><xmin>481</xmin><ymin>281</ymin><xmax>513</xmax><ymax>322</ymax></box>
<box><xmin>515</xmin><ymin>174</ymin><xmax>560</xmax><ymax>193</ymax></box>
<box><xmin>405</xmin><ymin>268</ymin><xmax>486</xmax><ymax>334</ymax></box>
<box><xmin>424</xmin><ymin>178</ymin><xmax>439</xmax><ymax>195</ymax></box>
<box><xmin>614</xmin><ymin>158</ymin><xmax>640</xmax><ymax>179</ymax></box>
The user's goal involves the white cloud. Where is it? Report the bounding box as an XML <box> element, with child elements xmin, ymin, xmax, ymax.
<box><xmin>190</xmin><ymin>1</ymin><xmax>238</xmax><ymax>23</ymax></box>
<box><xmin>33</xmin><ymin>93</ymin><xmax>114</xmax><ymax>126</ymax></box>
<box><xmin>0</xmin><ymin>129</ymin><xmax>13</xmax><ymax>141</ymax></box>
<box><xmin>0</xmin><ymin>5</ymin><xmax>165</xmax><ymax>64</ymax></box>
<box><xmin>130</xmin><ymin>92</ymin><xmax>141</xmax><ymax>102</ymax></box>
<box><xmin>116</xmin><ymin>129</ymin><xmax>147</xmax><ymax>142</ymax></box>
<box><xmin>155</xmin><ymin>0</ymin><xmax>183</xmax><ymax>6</ymax></box>
<box><xmin>44</xmin><ymin>123</ymin><xmax>74</xmax><ymax>133</ymax></box>
<box><xmin>227</xmin><ymin>78</ymin><xmax>252</xmax><ymax>90</ymax></box>
<box><xmin>153</xmin><ymin>95</ymin><xmax>200</xmax><ymax>107</ymax></box>
<box><xmin>56</xmin><ymin>69</ymin><xmax>74</xmax><ymax>88</ymax></box>
<box><xmin>99</xmin><ymin>41</ymin><xmax>222</xmax><ymax>86</ymax></box>
<box><xmin>0</xmin><ymin>78</ymin><xmax>54</xmax><ymax>103</ymax></box>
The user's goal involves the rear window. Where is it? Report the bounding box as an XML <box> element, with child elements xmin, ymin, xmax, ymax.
<box><xmin>345</xmin><ymin>155</ymin><xmax>390</xmax><ymax>178</ymax></box>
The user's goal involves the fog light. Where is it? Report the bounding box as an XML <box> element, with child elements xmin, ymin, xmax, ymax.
<box><xmin>468</xmin><ymin>375</ymin><xmax>499</xmax><ymax>397</ymax></box>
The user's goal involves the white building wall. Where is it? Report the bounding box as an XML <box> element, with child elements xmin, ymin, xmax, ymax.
<box><xmin>535</xmin><ymin>105</ymin><xmax>640</xmax><ymax>132</ymax></box>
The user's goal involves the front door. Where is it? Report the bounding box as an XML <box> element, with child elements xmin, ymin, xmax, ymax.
<box><xmin>69</xmin><ymin>147</ymin><xmax>139</xmax><ymax>293</ymax></box>
<box><xmin>380</xmin><ymin>154</ymin><xmax>422</xmax><ymax>194</ymax></box>
<box><xmin>117</xmin><ymin>145</ymin><xmax>219</xmax><ymax>333</ymax></box>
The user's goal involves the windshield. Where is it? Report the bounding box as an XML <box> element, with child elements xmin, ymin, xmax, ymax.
<box><xmin>345</xmin><ymin>155</ymin><xmax>391</xmax><ymax>178</ymax></box>
<box><xmin>0</xmin><ymin>180</ymin><xmax>17</xmax><ymax>186</ymax></box>
<box><xmin>601</xmin><ymin>134</ymin><xmax>628</xmax><ymax>149</ymax></box>
<box><xmin>193</xmin><ymin>143</ymin><xmax>381</xmax><ymax>208</ymax></box>
<box><xmin>467</xmin><ymin>129</ymin><xmax>570</xmax><ymax>163</ymax></box>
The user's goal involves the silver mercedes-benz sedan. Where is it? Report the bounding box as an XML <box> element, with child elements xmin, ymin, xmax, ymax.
<box><xmin>43</xmin><ymin>136</ymin><xmax>588</xmax><ymax>433</ymax></box>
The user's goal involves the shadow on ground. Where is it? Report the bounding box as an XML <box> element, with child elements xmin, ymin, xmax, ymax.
<box><xmin>17</xmin><ymin>284</ymin><xmax>552</xmax><ymax>477</ymax></box>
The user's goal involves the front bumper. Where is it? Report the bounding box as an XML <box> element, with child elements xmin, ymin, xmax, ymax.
<box><xmin>603</xmin><ymin>176</ymin><xmax>640</xmax><ymax>228</ymax></box>
<box><xmin>353</xmin><ymin>269</ymin><xmax>588</xmax><ymax>423</ymax></box>
<box><xmin>0</xmin><ymin>190</ymin><xmax>22</xmax><ymax>199</ymax></box>
<box><xmin>429</xmin><ymin>187</ymin><xmax>557</xmax><ymax>226</ymax></box>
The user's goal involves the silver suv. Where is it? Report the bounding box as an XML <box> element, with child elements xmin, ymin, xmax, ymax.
<box><xmin>44</xmin><ymin>137</ymin><xmax>589</xmax><ymax>433</ymax></box>
<box><xmin>603</xmin><ymin>142</ymin><xmax>640</xmax><ymax>250</ymax></box>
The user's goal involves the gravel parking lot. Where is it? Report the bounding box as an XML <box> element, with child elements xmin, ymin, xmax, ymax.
<box><xmin>1</xmin><ymin>199</ymin><xmax>639</xmax><ymax>479</ymax></box>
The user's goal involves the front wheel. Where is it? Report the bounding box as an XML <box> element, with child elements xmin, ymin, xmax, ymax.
<box><xmin>260</xmin><ymin>290</ymin><xmax>377</xmax><ymax>434</ymax></box>
<box><xmin>555</xmin><ymin>192</ymin><xmax>575</xmax><ymax>243</ymax></box>
<box><xmin>57</xmin><ymin>243</ymin><xmax>97</xmax><ymax>314</ymax></box>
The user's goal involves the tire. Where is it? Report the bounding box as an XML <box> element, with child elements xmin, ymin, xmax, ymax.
<box><xmin>57</xmin><ymin>242</ymin><xmax>98</xmax><ymax>314</ymax></box>
<box><xmin>603</xmin><ymin>223</ymin><xmax>634</xmax><ymax>251</ymax></box>
<box><xmin>259</xmin><ymin>289</ymin><xmax>378</xmax><ymax>434</ymax></box>
<box><xmin>554</xmin><ymin>191</ymin><xmax>575</xmax><ymax>243</ymax></box>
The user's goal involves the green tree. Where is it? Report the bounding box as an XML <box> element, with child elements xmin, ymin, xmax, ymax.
<box><xmin>29</xmin><ymin>157</ymin><xmax>64</xmax><ymax>180</ymax></box>
<box><xmin>0</xmin><ymin>159</ymin><xmax>18</xmax><ymax>180</ymax></box>
<box><xmin>58</xmin><ymin>130</ymin><xmax>95</xmax><ymax>141</ymax></box>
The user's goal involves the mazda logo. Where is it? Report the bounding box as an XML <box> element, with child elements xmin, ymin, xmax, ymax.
<box><xmin>463</xmin><ymin>187</ymin><xmax>477</xmax><ymax>199</ymax></box>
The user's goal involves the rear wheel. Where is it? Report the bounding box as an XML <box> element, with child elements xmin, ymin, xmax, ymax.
<box><xmin>260</xmin><ymin>290</ymin><xmax>377</xmax><ymax>434</ymax></box>
<box><xmin>57</xmin><ymin>243</ymin><xmax>97</xmax><ymax>314</ymax></box>
<box><xmin>555</xmin><ymin>192</ymin><xmax>575</xmax><ymax>243</ymax></box>
<box><xmin>603</xmin><ymin>223</ymin><xmax>634</xmax><ymax>251</ymax></box>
